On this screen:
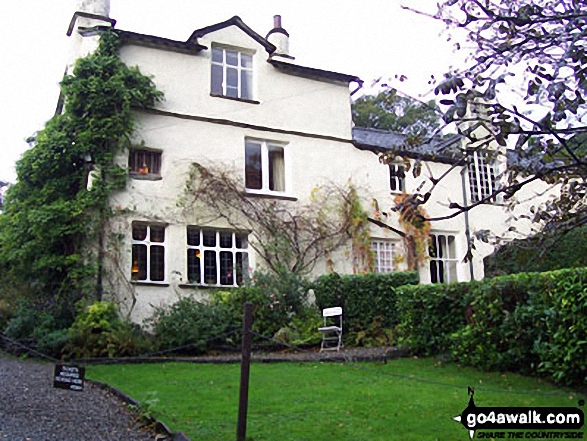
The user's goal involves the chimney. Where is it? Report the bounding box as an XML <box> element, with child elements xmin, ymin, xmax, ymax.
<box><xmin>266</xmin><ymin>15</ymin><xmax>294</xmax><ymax>60</ymax></box>
<box><xmin>76</xmin><ymin>0</ymin><xmax>110</xmax><ymax>17</ymax></box>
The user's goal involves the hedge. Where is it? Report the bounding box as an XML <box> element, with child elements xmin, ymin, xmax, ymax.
<box><xmin>310</xmin><ymin>271</ymin><xmax>419</xmax><ymax>343</ymax></box>
<box><xmin>397</xmin><ymin>268</ymin><xmax>587</xmax><ymax>386</ymax></box>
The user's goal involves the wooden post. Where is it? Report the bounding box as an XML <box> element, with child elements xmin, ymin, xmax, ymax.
<box><xmin>237</xmin><ymin>302</ymin><xmax>253</xmax><ymax>441</ymax></box>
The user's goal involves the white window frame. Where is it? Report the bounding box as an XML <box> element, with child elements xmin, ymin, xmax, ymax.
<box><xmin>389</xmin><ymin>163</ymin><xmax>405</xmax><ymax>193</ymax></box>
<box><xmin>186</xmin><ymin>227</ymin><xmax>249</xmax><ymax>287</ymax></box>
<box><xmin>371</xmin><ymin>240</ymin><xmax>396</xmax><ymax>273</ymax></box>
<box><xmin>468</xmin><ymin>150</ymin><xmax>498</xmax><ymax>203</ymax></box>
<box><xmin>211</xmin><ymin>45</ymin><xmax>254</xmax><ymax>100</ymax></box>
<box><xmin>131</xmin><ymin>223</ymin><xmax>166</xmax><ymax>283</ymax></box>
<box><xmin>428</xmin><ymin>233</ymin><xmax>458</xmax><ymax>284</ymax></box>
<box><xmin>244</xmin><ymin>139</ymin><xmax>288</xmax><ymax>195</ymax></box>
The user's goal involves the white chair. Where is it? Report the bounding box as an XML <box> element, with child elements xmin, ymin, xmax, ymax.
<box><xmin>318</xmin><ymin>307</ymin><xmax>343</xmax><ymax>352</ymax></box>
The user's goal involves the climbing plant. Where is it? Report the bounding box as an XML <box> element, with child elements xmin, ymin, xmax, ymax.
<box><xmin>180</xmin><ymin>164</ymin><xmax>372</xmax><ymax>277</ymax></box>
<box><xmin>393</xmin><ymin>193</ymin><xmax>431</xmax><ymax>269</ymax></box>
<box><xmin>0</xmin><ymin>29</ymin><xmax>162</xmax><ymax>324</ymax></box>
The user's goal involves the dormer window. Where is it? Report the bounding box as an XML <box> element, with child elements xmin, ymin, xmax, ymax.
<box><xmin>211</xmin><ymin>46</ymin><xmax>253</xmax><ymax>100</ymax></box>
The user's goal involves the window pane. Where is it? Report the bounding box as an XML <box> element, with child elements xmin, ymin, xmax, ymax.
<box><xmin>220</xmin><ymin>232</ymin><xmax>232</xmax><ymax>248</ymax></box>
<box><xmin>226</xmin><ymin>67</ymin><xmax>238</xmax><ymax>88</ymax></box>
<box><xmin>204</xmin><ymin>250</ymin><xmax>217</xmax><ymax>284</ymax></box>
<box><xmin>150</xmin><ymin>245</ymin><xmax>165</xmax><ymax>281</ymax></box>
<box><xmin>268</xmin><ymin>146</ymin><xmax>285</xmax><ymax>191</ymax></box>
<box><xmin>150</xmin><ymin>226</ymin><xmax>165</xmax><ymax>243</ymax></box>
<box><xmin>236</xmin><ymin>252</ymin><xmax>248</xmax><ymax>285</ymax></box>
<box><xmin>187</xmin><ymin>249</ymin><xmax>201</xmax><ymax>283</ymax></box>
<box><xmin>203</xmin><ymin>230</ymin><xmax>216</xmax><ymax>247</ymax></box>
<box><xmin>131</xmin><ymin>244</ymin><xmax>147</xmax><ymax>280</ymax></box>
<box><xmin>430</xmin><ymin>260</ymin><xmax>439</xmax><ymax>283</ymax></box>
<box><xmin>241</xmin><ymin>70</ymin><xmax>252</xmax><ymax>99</ymax></box>
<box><xmin>212</xmin><ymin>47</ymin><xmax>223</xmax><ymax>63</ymax></box>
<box><xmin>226</xmin><ymin>50</ymin><xmax>238</xmax><ymax>66</ymax></box>
<box><xmin>211</xmin><ymin>64</ymin><xmax>223</xmax><ymax>95</ymax></box>
<box><xmin>245</xmin><ymin>142</ymin><xmax>262</xmax><ymax>190</ymax></box>
<box><xmin>220</xmin><ymin>251</ymin><xmax>234</xmax><ymax>285</ymax></box>
<box><xmin>187</xmin><ymin>227</ymin><xmax>200</xmax><ymax>246</ymax></box>
<box><xmin>235</xmin><ymin>234</ymin><xmax>248</xmax><ymax>249</ymax></box>
<box><xmin>226</xmin><ymin>85</ymin><xmax>238</xmax><ymax>98</ymax></box>
<box><xmin>447</xmin><ymin>235</ymin><xmax>456</xmax><ymax>258</ymax></box>
<box><xmin>241</xmin><ymin>53</ymin><xmax>252</xmax><ymax>68</ymax></box>
<box><xmin>132</xmin><ymin>224</ymin><xmax>147</xmax><ymax>241</ymax></box>
<box><xmin>429</xmin><ymin>235</ymin><xmax>438</xmax><ymax>258</ymax></box>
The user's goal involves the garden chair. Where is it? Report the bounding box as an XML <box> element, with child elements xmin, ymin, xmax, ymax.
<box><xmin>318</xmin><ymin>307</ymin><xmax>342</xmax><ymax>352</ymax></box>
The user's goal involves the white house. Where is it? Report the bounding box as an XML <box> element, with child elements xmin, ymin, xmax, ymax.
<box><xmin>65</xmin><ymin>1</ymin><xmax>554</xmax><ymax>323</ymax></box>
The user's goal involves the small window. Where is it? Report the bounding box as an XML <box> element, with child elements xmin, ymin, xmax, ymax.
<box><xmin>211</xmin><ymin>46</ymin><xmax>253</xmax><ymax>100</ymax></box>
<box><xmin>389</xmin><ymin>164</ymin><xmax>405</xmax><ymax>193</ymax></box>
<box><xmin>429</xmin><ymin>234</ymin><xmax>458</xmax><ymax>284</ymax></box>
<box><xmin>131</xmin><ymin>223</ymin><xmax>166</xmax><ymax>282</ymax></box>
<box><xmin>468</xmin><ymin>151</ymin><xmax>498</xmax><ymax>202</ymax></box>
<box><xmin>187</xmin><ymin>227</ymin><xmax>249</xmax><ymax>287</ymax></box>
<box><xmin>245</xmin><ymin>140</ymin><xmax>286</xmax><ymax>194</ymax></box>
<box><xmin>129</xmin><ymin>150</ymin><xmax>162</xmax><ymax>177</ymax></box>
<box><xmin>372</xmin><ymin>240</ymin><xmax>395</xmax><ymax>273</ymax></box>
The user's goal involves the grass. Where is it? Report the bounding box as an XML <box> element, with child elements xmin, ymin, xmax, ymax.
<box><xmin>87</xmin><ymin>358</ymin><xmax>585</xmax><ymax>440</ymax></box>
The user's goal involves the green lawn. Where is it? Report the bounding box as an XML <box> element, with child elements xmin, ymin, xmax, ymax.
<box><xmin>87</xmin><ymin>358</ymin><xmax>585</xmax><ymax>441</ymax></box>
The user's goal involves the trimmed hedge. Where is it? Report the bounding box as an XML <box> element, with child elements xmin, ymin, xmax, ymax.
<box><xmin>397</xmin><ymin>268</ymin><xmax>587</xmax><ymax>386</ymax></box>
<box><xmin>311</xmin><ymin>271</ymin><xmax>419</xmax><ymax>342</ymax></box>
<box><xmin>396</xmin><ymin>282</ymin><xmax>472</xmax><ymax>356</ymax></box>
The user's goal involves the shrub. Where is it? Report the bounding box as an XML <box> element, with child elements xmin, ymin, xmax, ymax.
<box><xmin>211</xmin><ymin>286</ymin><xmax>292</xmax><ymax>341</ymax></box>
<box><xmin>66</xmin><ymin>301</ymin><xmax>150</xmax><ymax>359</ymax></box>
<box><xmin>396</xmin><ymin>282</ymin><xmax>472</xmax><ymax>355</ymax></box>
<box><xmin>395</xmin><ymin>268</ymin><xmax>587</xmax><ymax>386</ymax></box>
<box><xmin>150</xmin><ymin>297</ymin><xmax>232</xmax><ymax>353</ymax></box>
<box><xmin>311</xmin><ymin>271</ymin><xmax>419</xmax><ymax>345</ymax></box>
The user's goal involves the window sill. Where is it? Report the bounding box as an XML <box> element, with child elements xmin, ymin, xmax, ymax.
<box><xmin>130</xmin><ymin>281</ymin><xmax>170</xmax><ymax>287</ymax></box>
<box><xmin>178</xmin><ymin>283</ymin><xmax>239</xmax><ymax>289</ymax></box>
<box><xmin>130</xmin><ymin>173</ymin><xmax>162</xmax><ymax>181</ymax></box>
<box><xmin>210</xmin><ymin>93</ymin><xmax>260</xmax><ymax>105</ymax></box>
<box><xmin>244</xmin><ymin>191</ymin><xmax>297</xmax><ymax>202</ymax></box>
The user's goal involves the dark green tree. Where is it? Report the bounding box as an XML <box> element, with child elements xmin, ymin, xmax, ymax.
<box><xmin>0</xmin><ymin>30</ymin><xmax>162</xmax><ymax>323</ymax></box>
<box><xmin>352</xmin><ymin>88</ymin><xmax>442</xmax><ymax>139</ymax></box>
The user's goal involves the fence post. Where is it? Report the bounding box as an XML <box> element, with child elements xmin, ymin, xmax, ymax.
<box><xmin>237</xmin><ymin>302</ymin><xmax>253</xmax><ymax>441</ymax></box>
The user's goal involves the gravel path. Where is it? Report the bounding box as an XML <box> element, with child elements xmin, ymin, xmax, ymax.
<box><xmin>0</xmin><ymin>352</ymin><xmax>159</xmax><ymax>441</ymax></box>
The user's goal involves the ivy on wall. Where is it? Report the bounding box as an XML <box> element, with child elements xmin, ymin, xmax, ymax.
<box><xmin>0</xmin><ymin>30</ymin><xmax>162</xmax><ymax>322</ymax></box>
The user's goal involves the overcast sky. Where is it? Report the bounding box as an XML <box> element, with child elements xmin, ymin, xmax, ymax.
<box><xmin>0</xmin><ymin>0</ymin><xmax>469</xmax><ymax>182</ymax></box>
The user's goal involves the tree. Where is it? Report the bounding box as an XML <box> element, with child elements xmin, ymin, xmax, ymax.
<box><xmin>352</xmin><ymin>87</ymin><xmax>442</xmax><ymax>139</ymax></box>
<box><xmin>401</xmin><ymin>0</ymin><xmax>587</xmax><ymax>236</ymax></box>
<box><xmin>0</xmin><ymin>30</ymin><xmax>162</xmax><ymax>322</ymax></box>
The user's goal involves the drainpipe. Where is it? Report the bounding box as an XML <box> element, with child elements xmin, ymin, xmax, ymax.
<box><xmin>461</xmin><ymin>166</ymin><xmax>475</xmax><ymax>281</ymax></box>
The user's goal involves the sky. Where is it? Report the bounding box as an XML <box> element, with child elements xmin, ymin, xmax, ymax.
<box><xmin>0</xmin><ymin>0</ymin><xmax>469</xmax><ymax>183</ymax></box>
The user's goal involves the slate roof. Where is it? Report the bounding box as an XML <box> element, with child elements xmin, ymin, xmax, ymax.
<box><xmin>352</xmin><ymin>127</ymin><xmax>464</xmax><ymax>164</ymax></box>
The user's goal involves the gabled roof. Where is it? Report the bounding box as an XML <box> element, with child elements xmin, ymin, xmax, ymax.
<box><xmin>188</xmin><ymin>16</ymin><xmax>276</xmax><ymax>54</ymax></box>
<box><xmin>352</xmin><ymin>127</ymin><xmax>464</xmax><ymax>164</ymax></box>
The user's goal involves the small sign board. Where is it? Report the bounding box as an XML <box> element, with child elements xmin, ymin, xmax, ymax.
<box><xmin>53</xmin><ymin>364</ymin><xmax>85</xmax><ymax>392</ymax></box>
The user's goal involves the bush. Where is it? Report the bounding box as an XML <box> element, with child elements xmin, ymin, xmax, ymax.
<box><xmin>396</xmin><ymin>268</ymin><xmax>587</xmax><ymax>386</ymax></box>
<box><xmin>311</xmin><ymin>271</ymin><xmax>419</xmax><ymax>345</ymax></box>
<box><xmin>66</xmin><ymin>301</ymin><xmax>150</xmax><ymax>359</ymax></box>
<box><xmin>396</xmin><ymin>282</ymin><xmax>472</xmax><ymax>355</ymax></box>
<box><xmin>150</xmin><ymin>297</ymin><xmax>232</xmax><ymax>353</ymax></box>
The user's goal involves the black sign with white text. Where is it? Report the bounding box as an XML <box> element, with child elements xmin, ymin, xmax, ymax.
<box><xmin>53</xmin><ymin>364</ymin><xmax>85</xmax><ymax>392</ymax></box>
